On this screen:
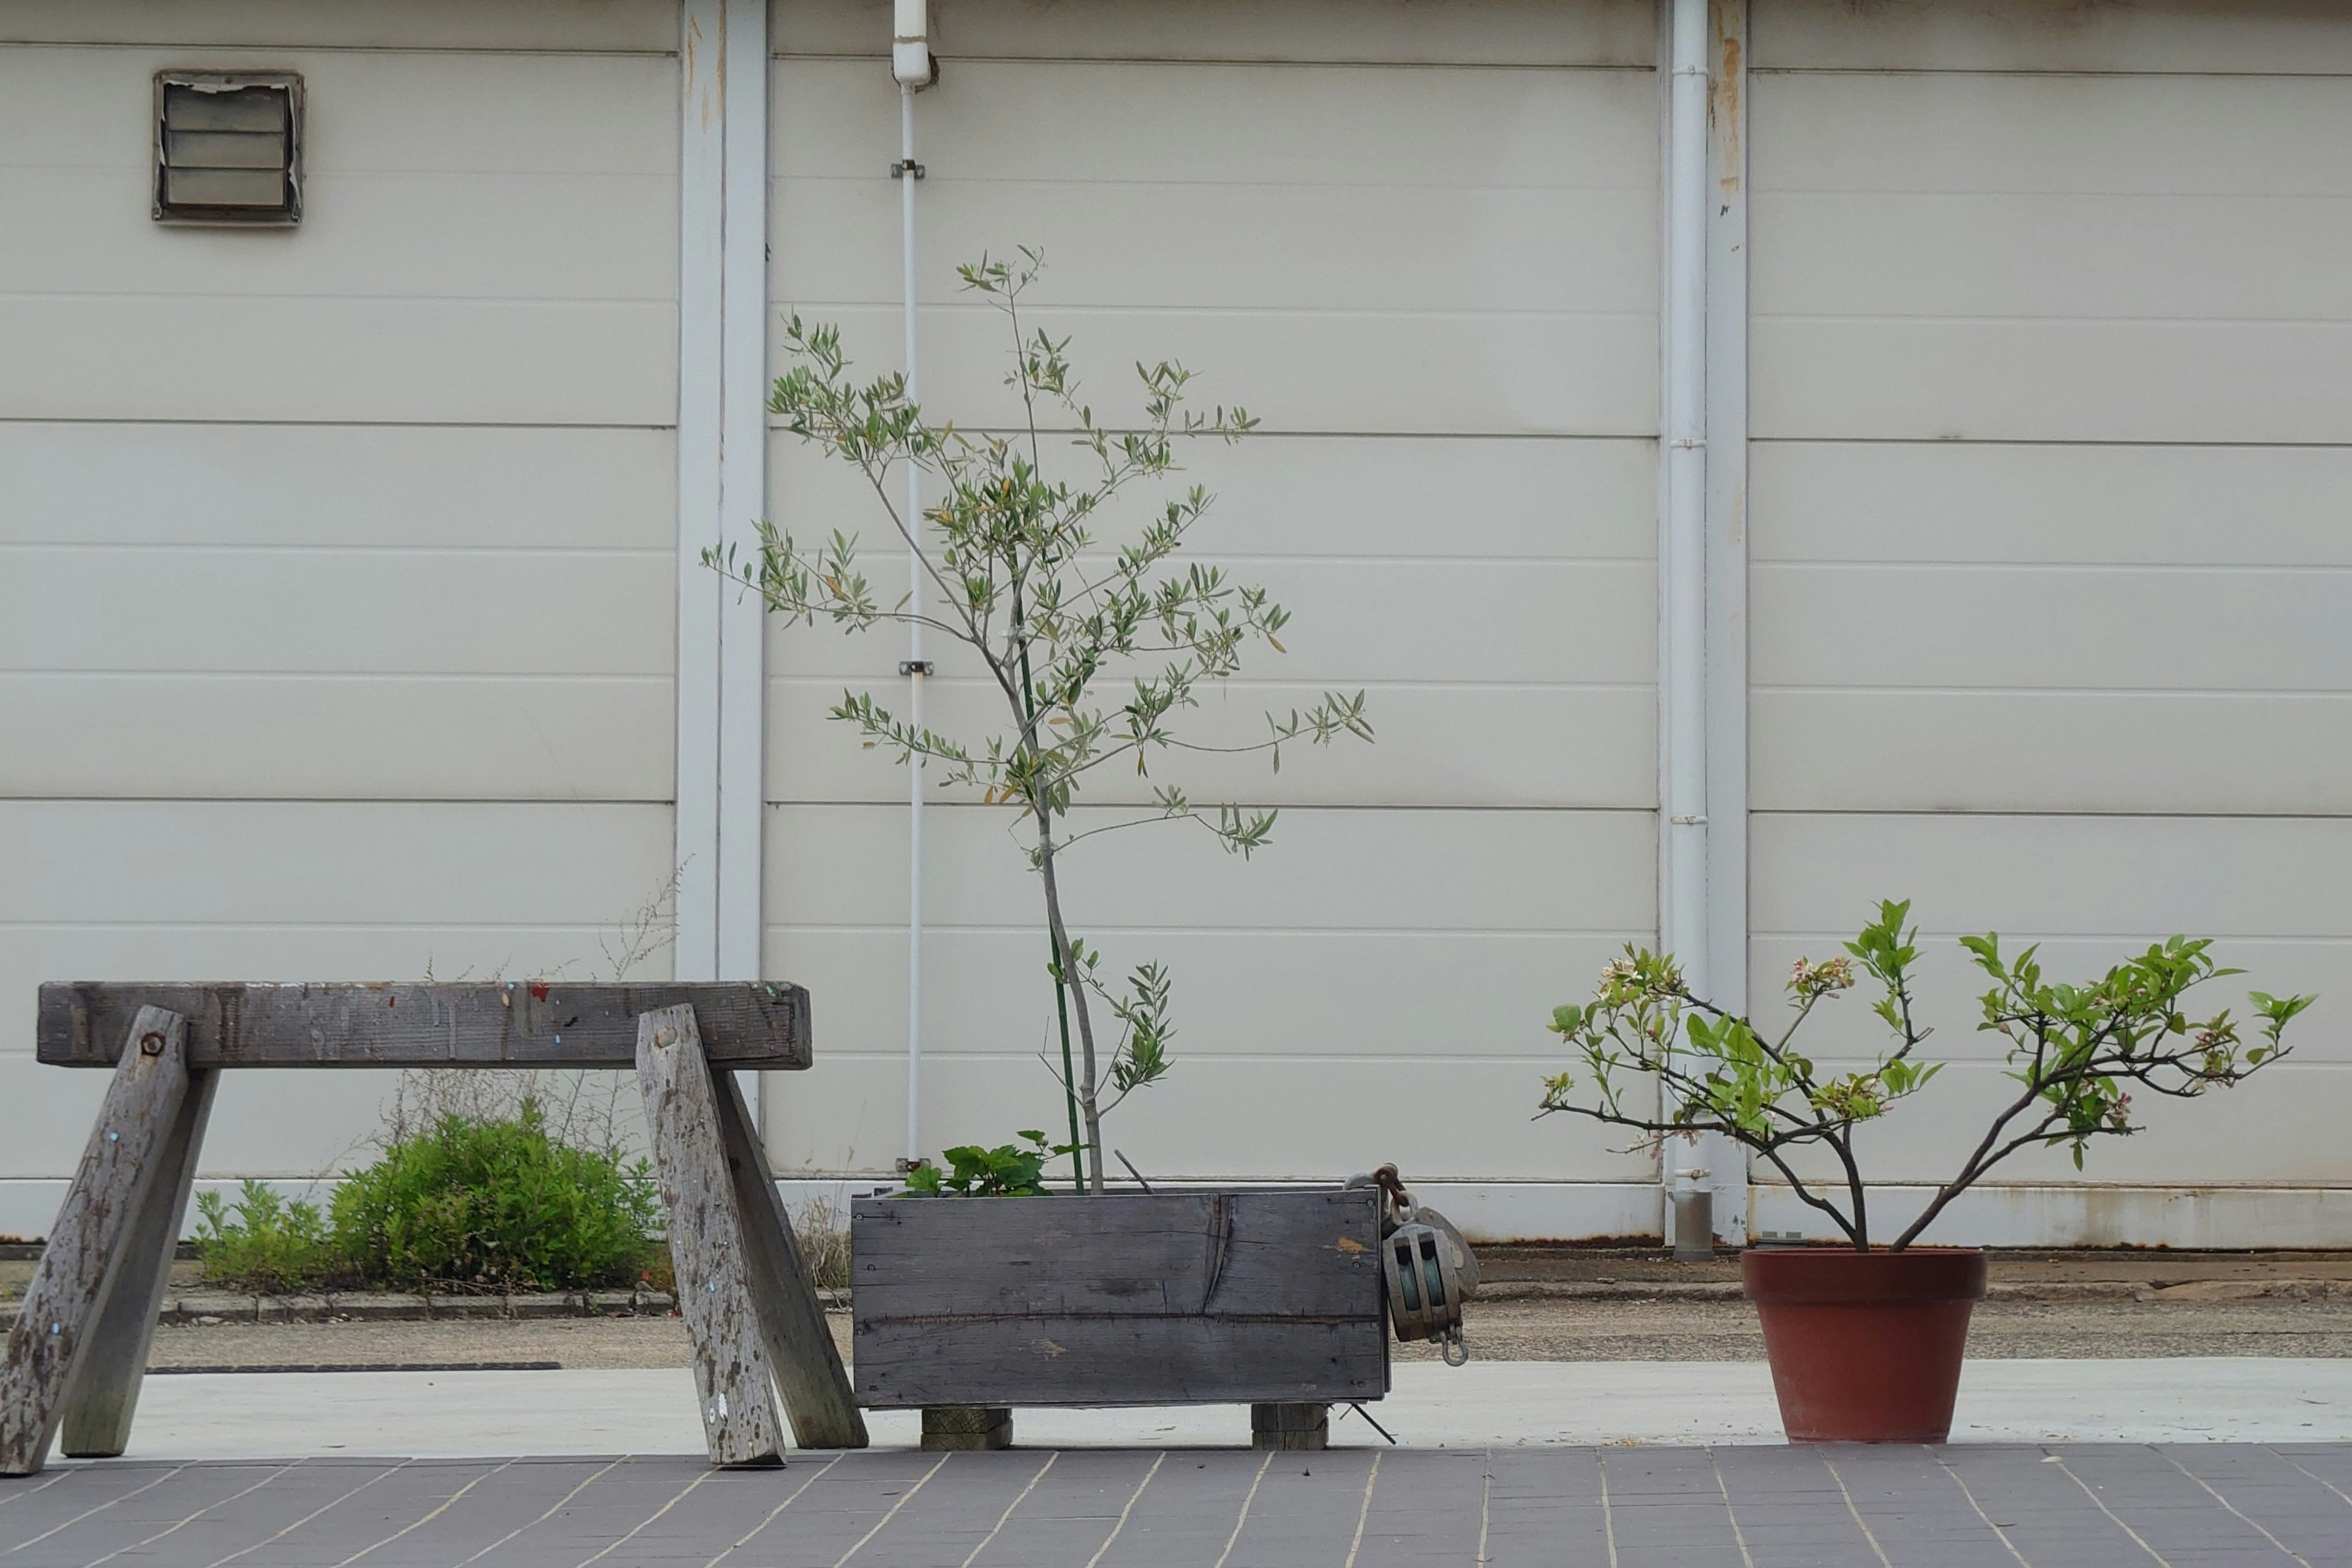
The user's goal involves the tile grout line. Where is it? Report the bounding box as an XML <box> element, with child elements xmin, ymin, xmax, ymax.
<box><xmin>450</xmin><ymin>1456</ymin><xmax>622</xmax><ymax>1568</ymax></box>
<box><xmin>1084</xmin><ymin>1451</ymin><xmax>1164</xmax><ymax>1568</ymax></box>
<box><xmin>698</xmin><ymin>1452</ymin><xmax>842</xmax><ymax>1568</ymax></box>
<box><xmin>202</xmin><ymin>1458</ymin><xmax>413</xmax><ymax>1568</ymax></box>
<box><xmin>1706</xmin><ymin>1447</ymin><xmax>1757</xmax><ymax>1568</ymax></box>
<box><xmin>1341</xmin><ymin>1450</ymin><xmax>1382</xmax><ymax>1568</ymax></box>
<box><xmin>81</xmin><ymin>1463</ymin><xmax>302</xmax><ymax>1568</ymax></box>
<box><xmin>2047</xmin><ymin>1452</ymin><xmax>2175</xmax><ymax>1568</ymax></box>
<box><xmin>572</xmin><ymin>1465</ymin><xmax>711</xmax><ymax>1568</ymax></box>
<box><xmin>958</xmin><ymin>1452</ymin><xmax>1058</xmax><ymax>1568</ymax></box>
<box><xmin>1934</xmin><ymin>1450</ymin><xmax>2035</xmax><ymax>1568</ymax></box>
<box><xmin>1598</xmin><ymin>1450</ymin><xmax>1618</xmax><ymax>1568</ymax></box>
<box><xmin>6</xmin><ymin>1464</ymin><xmax>190</xmax><ymax>1556</ymax></box>
<box><xmin>0</xmin><ymin>1471</ymin><xmax>75</xmax><ymax>1511</ymax></box>
<box><xmin>1475</xmin><ymin>1447</ymin><xmax>1492</xmax><ymax>1567</ymax></box>
<box><xmin>1821</xmin><ymin>1455</ymin><xmax>1895</xmax><ymax>1568</ymax></box>
<box><xmin>1210</xmin><ymin>1450</ymin><xmax>1276</xmax><ymax>1568</ymax></box>
<box><xmin>2155</xmin><ymin>1447</ymin><xmax>2314</xmax><ymax>1568</ymax></box>
<box><xmin>331</xmin><ymin>1457</ymin><xmax>516</xmax><ymax>1568</ymax></box>
<box><xmin>2266</xmin><ymin>1445</ymin><xmax>2352</xmax><ymax>1513</ymax></box>
<box><xmin>832</xmin><ymin>1453</ymin><xmax>949</xmax><ymax>1568</ymax></box>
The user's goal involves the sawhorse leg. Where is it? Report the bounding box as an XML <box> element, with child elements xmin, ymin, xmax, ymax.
<box><xmin>709</xmin><ymin>1068</ymin><xmax>867</xmax><ymax>1449</ymax></box>
<box><xmin>1</xmin><ymin>1006</ymin><xmax>211</xmax><ymax>1475</ymax></box>
<box><xmin>638</xmin><ymin>1005</ymin><xmax>788</xmax><ymax>1467</ymax></box>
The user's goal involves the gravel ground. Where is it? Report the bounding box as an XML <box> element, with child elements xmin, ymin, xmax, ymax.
<box><xmin>137</xmin><ymin>1292</ymin><xmax>2352</xmax><ymax>1372</ymax></box>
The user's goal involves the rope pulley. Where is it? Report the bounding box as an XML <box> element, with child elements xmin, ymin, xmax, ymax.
<box><xmin>1348</xmin><ymin>1164</ymin><xmax>1478</xmax><ymax>1366</ymax></box>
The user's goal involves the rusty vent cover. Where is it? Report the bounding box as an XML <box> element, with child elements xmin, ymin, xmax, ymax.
<box><xmin>153</xmin><ymin>72</ymin><xmax>302</xmax><ymax>225</ymax></box>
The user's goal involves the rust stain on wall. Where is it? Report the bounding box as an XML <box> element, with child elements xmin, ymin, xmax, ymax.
<box><xmin>1709</xmin><ymin>2</ymin><xmax>1743</xmax><ymax>197</ymax></box>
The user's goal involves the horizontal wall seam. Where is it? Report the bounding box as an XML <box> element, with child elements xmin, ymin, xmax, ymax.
<box><xmin>773</xmin><ymin>53</ymin><xmax>1659</xmax><ymax>74</ymax></box>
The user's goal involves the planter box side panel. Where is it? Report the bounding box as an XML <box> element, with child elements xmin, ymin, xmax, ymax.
<box><xmin>851</xmin><ymin>1189</ymin><xmax>1389</xmax><ymax>1409</ymax></box>
<box><xmin>855</xmin><ymin>1316</ymin><xmax>1387</xmax><ymax>1409</ymax></box>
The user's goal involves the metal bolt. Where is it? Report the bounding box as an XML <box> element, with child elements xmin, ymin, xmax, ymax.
<box><xmin>138</xmin><ymin>1030</ymin><xmax>165</xmax><ymax>1057</ymax></box>
<box><xmin>654</xmin><ymin>1027</ymin><xmax>677</xmax><ymax>1049</ymax></box>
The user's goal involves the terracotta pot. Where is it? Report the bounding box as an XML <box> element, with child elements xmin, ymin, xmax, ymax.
<box><xmin>1742</xmin><ymin>1246</ymin><xmax>1987</xmax><ymax>1442</ymax></box>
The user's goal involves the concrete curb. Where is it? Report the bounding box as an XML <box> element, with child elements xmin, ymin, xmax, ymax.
<box><xmin>2</xmin><ymin>1286</ymin><xmax>853</xmax><ymax>1328</ymax></box>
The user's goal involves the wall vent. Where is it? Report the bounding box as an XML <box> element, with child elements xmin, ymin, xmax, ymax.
<box><xmin>153</xmin><ymin>72</ymin><xmax>303</xmax><ymax>225</ymax></box>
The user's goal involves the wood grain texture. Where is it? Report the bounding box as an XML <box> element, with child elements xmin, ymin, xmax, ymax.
<box><xmin>58</xmin><ymin>1069</ymin><xmax>217</xmax><ymax>1458</ymax></box>
<box><xmin>855</xmin><ymin>1316</ymin><xmax>1388</xmax><ymax>1409</ymax></box>
<box><xmin>0</xmin><ymin>1007</ymin><xmax>195</xmax><ymax>1474</ymax></box>
<box><xmin>851</xmin><ymin>1189</ymin><xmax>1387</xmax><ymax>1409</ymax></box>
<box><xmin>710</xmin><ymin>1068</ymin><xmax>867</xmax><ymax>1450</ymax></box>
<box><xmin>636</xmin><ymin>1005</ymin><xmax>786</xmax><ymax>1468</ymax></box>
<box><xmin>39</xmin><ymin>982</ymin><xmax>810</xmax><ymax>1070</ymax></box>
<box><xmin>1252</xmin><ymin>1402</ymin><xmax>1331</xmax><ymax>1451</ymax></box>
<box><xmin>852</xmin><ymin>1190</ymin><xmax>1381</xmax><ymax>1317</ymax></box>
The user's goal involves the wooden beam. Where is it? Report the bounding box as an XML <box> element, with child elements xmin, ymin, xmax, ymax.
<box><xmin>58</xmin><ymin>1069</ymin><xmax>217</xmax><ymax>1458</ymax></box>
<box><xmin>39</xmin><ymin>982</ymin><xmax>810</xmax><ymax>1071</ymax></box>
<box><xmin>1</xmin><ymin>1007</ymin><xmax>198</xmax><ymax>1475</ymax></box>
<box><xmin>636</xmin><ymin>1005</ymin><xmax>787</xmax><ymax>1468</ymax></box>
<box><xmin>710</xmin><ymin>1069</ymin><xmax>867</xmax><ymax>1450</ymax></box>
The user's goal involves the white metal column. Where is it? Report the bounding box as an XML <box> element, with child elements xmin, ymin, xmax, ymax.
<box><xmin>1659</xmin><ymin>0</ymin><xmax>1716</xmax><ymax>1245</ymax></box>
<box><xmin>678</xmin><ymin>0</ymin><xmax>770</xmax><ymax>1132</ymax></box>
<box><xmin>674</xmin><ymin>0</ymin><xmax>725</xmax><ymax>984</ymax></box>
<box><xmin>1703</xmin><ymin>0</ymin><xmax>1751</xmax><ymax>1243</ymax></box>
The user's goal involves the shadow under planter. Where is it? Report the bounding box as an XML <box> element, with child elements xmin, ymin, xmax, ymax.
<box><xmin>851</xmin><ymin>1188</ymin><xmax>1389</xmax><ymax>1450</ymax></box>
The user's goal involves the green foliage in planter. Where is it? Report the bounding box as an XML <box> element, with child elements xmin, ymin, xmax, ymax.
<box><xmin>1540</xmin><ymin>899</ymin><xmax>2313</xmax><ymax>1252</ymax></box>
<box><xmin>900</xmin><ymin>1131</ymin><xmax>1083</xmax><ymax>1197</ymax></box>
<box><xmin>193</xmin><ymin>1179</ymin><xmax>336</xmax><ymax>1294</ymax></box>
<box><xmin>328</xmin><ymin>1097</ymin><xmax>661</xmax><ymax>1292</ymax></box>
<box><xmin>710</xmin><ymin>250</ymin><xmax>1371</xmax><ymax>1191</ymax></box>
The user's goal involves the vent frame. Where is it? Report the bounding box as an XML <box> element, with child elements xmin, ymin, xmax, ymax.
<box><xmin>153</xmin><ymin>70</ymin><xmax>304</xmax><ymax>227</ymax></box>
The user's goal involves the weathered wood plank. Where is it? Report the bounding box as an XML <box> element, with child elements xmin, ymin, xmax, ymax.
<box><xmin>1</xmin><ymin>1007</ymin><xmax>197</xmax><ymax>1475</ymax></box>
<box><xmin>851</xmin><ymin>1189</ymin><xmax>1382</xmax><ymax>1319</ymax></box>
<box><xmin>39</xmin><ymin>982</ymin><xmax>810</xmax><ymax>1070</ymax></box>
<box><xmin>853</xmin><ymin>1316</ymin><xmax>1389</xmax><ymax>1409</ymax></box>
<box><xmin>709</xmin><ymin>1067</ymin><xmax>867</xmax><ymax>1450</ymax></box>
<box><xmin>58</xmin><ymin>1068</ymin><xmax>217</xmax><ymax>1458</ymax></box>
<box><xmin>1252</xmin><ymin>1402</ymin><xmax>1331</xmax><ymax>1451</ymax></box>
<box><xmin>636</xmin><ymin>1005</ymin><xmax>786</xmax><ymax>1468</ymax></box>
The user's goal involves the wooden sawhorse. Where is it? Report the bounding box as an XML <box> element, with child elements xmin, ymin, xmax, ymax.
<box><xmin>0</xmin><ymin>982</ymin><xmax>867</xmax><ymax>1475</ymax></box>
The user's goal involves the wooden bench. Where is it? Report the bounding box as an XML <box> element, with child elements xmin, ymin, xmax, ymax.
<box><xmin>0</xmin><ymin>982</ymin><xmax>867</xmax><ymax>1476</ymax></box>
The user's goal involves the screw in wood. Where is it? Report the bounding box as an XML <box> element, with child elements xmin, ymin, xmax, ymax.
<box><xmin>138</xmin><ymin>1031</ymin><xmax>165</xmax><ymax>1057</ymax></box>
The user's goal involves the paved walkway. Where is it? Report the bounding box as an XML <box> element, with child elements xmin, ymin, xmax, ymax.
<box><xmin>7</xmin><ymin>1442</ymin><xmax>2352</xmax><ymax>1566</ymax></box>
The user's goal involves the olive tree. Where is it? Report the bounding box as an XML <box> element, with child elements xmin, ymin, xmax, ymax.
<box><xmin>712</xmin><ymin>250</ymin><xmax>1371</xmax><ymax>1192</ymax></box>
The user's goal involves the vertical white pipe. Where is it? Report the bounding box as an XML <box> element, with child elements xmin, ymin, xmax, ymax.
<box><xmin>1661</xmin><ymin>0</ymin><xmax>1712</xmax><ymax>1234</ymax></box>
<box><xmin>1704</xmin><ymin>0</ymin><xmax>1751</xmax><ymax>1243</ymax></box>
<box><xmin>717</xmin><ymin>0</ymin><xmax>771</xmax><ymax>1131</ymax></box>
<box><xmin>674</xmin><ymin>0</ymin><xmax>725</xmax><ymax>986</ymax></box>
<box><xmin>900</xmin><ymin>83</ymin><xmax>927</xmax><ymax>1170</ymax></box>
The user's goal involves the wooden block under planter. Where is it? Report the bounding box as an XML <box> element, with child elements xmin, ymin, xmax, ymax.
<box><xmin>922</xmin><ymin>1405</ymin><xmax>1014</xmax><ymax>1451</ymax></box>
<box><xmin>1251</xmin><ymin>1401</ymin><xmax>1331</xmax><ymax>1451</ymax></box>
<box><xmin>851</xmin><ymin>1188</ymin><xmax>1389</xmax><ymax>1410</ymax></box>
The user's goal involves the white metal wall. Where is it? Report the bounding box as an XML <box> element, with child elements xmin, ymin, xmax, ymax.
<box><xmin>0</xmin><ymin>0</ymin><xmax>682</xmax><ymax>1229</ymax></box>
<box><xmin>1746</xmin><ymin>0</ymin><xmax>2352</xmax><ymax>1242</ymax></box>
<box><xmin>758</xmin><ymin>0</ymin><xmax>1668</xmax><ymax>1197</ymax></box>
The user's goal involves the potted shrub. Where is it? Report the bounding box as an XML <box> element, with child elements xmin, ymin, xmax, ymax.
<box><xmin>718</xmin><ymin>252</ymin><xmax>1386</xmax><ymax>1439</ymax></box>
<box><xmin>1540</xmin><ymin>900</ymin><xmax>2312</xmax><ymax>1441</ymax></box>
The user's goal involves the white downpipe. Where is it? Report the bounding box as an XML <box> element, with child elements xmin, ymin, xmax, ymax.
<box><xmin>1661</xmin><ymin>0</ymin><xmax>1714</xmax><ymax>1235</ymax></box>
<box><xmin>899</xmin><ymin>83</ymin><xmax>927</xmax><ymax>1170</ymax></box>
<box><xmin>894</xmin><ymin>1</ymin><xmax>933</xmax><ymax>1170</ymax></box>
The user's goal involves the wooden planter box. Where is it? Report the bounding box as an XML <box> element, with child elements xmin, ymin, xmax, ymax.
<box><xmin>850</xmin><ymin>1187</ymin><xmax>1389</xmax><ymax>1410</ymax></box>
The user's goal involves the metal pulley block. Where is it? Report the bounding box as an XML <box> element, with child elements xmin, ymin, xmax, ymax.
<box><xmin>1346</xmin><ymin>1164</ymin><xmax>1479</xmax><ymax>1365</ymax></box>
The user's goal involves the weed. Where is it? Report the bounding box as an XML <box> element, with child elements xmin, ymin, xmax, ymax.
<box><xmin>193</xmin><ymin>1179</ymin><xmax>336</xmax><ymax>1293</ymax></box>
